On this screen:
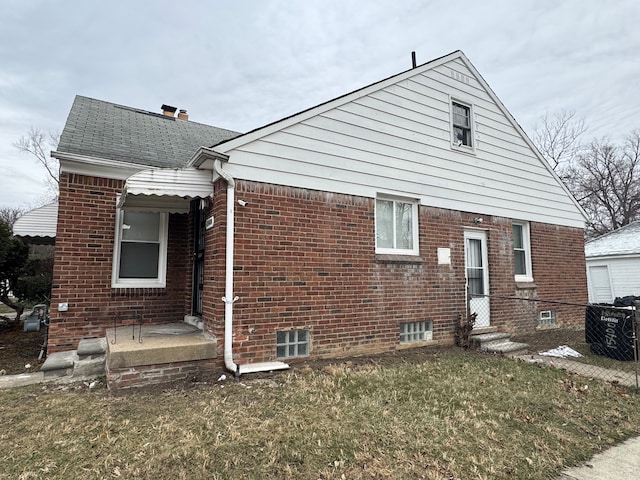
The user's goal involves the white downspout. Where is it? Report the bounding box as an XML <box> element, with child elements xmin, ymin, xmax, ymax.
<box><xmin>213</xmin><ymin>159</ymin><xmax>289</xmax><ymax>376</ymax></box>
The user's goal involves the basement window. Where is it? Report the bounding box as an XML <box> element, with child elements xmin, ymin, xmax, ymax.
<box><xmin>399</xmin><ymin>321</ymin><xmax>433</xmax><ymax>343</ymax></box>
<box><xmin>538</xmin><ymin>311</ymin><xmax>557</xmax><ymax>328</ymax></box>
<box><xmin>276</xmin><ymin>329</ymin><xmax>309</xmax><ymax>359</ymax></box>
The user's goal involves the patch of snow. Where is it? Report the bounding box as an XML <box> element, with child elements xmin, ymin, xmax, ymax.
<box><xmin>538</xmin><ymin>345</ymin><xmax>583</xmax><ymax>358</ymax></box>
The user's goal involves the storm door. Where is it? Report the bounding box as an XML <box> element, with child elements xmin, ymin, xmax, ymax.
<box><xmin>464</xmin><ymin>230</ymin><xmax>490</xmax><ymax>328</ymax></box>
<box><xmin>191</xmin><ymin>199</ymin><xmax>206</xmax><ymax>316</ymax></box>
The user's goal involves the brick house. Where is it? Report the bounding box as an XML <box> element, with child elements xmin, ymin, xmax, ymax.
<box><xmin>49</xmin><ymin>51</ymin><xmax>588</xmax><ymax>379</ymax></box>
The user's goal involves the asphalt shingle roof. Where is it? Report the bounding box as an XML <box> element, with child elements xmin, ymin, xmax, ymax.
<box><xmin>585</xmin><ymin>221</ymin><xmax>640</xmax><ymax>257</ymax></box>
<box><xmin>57</xmin><ymin>95</ymin><xmax>241</xmax><ymax>168</ymax></box>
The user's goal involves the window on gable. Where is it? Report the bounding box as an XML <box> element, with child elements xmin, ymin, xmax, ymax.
<box><xmin>375</xmin><ymin>196</ymin><xmax>419</xmax><ymax>255</ymax></box>
<box><xmin>112</xmin><ymin>209</ymin><xmax>168</xmax><ymax>288</ymax></box>
<box><xmin>513</xmin><ymin>221</ymin><xmax>533</xmax><ymax>282</ymax></box>
<box><xmin>452</xmin><ymin>101</ymin><xmax>473</xmax><ymax>148</ymax></box>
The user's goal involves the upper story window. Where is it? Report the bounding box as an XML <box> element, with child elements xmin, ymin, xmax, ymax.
<box><xmin>451</xmin><ymin>100</ymin><xmax>473</xmax><ymax>149</ymax></box>
<box><xmin>375</xmin><ymin>196</ymin><xmax>419</xmax><ymax>255</ymax></box>
<box><xmin>112</xmin><ymin>209</ymin><xmax>168</xmax><ymax>288</ymax></box>
<box><xmin>513</xmin><ymin>221</ymin><xmax>533</xmax><ymax>282</ymax></box>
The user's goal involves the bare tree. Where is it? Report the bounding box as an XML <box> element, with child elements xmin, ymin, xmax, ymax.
<box><xmin>532</xmin><ymin>110</ymin><xmax>587</xmax><ymax>170</ymax></box>
<box><xmin>562</xmin><ymin>130</ymin><xmax>640</xmax><ymax>237</ymax></box>
<box><xmin>0</xmin><ymin>207</ymin><xmax>25</xmax><ymax>229</ymax></box>
<box><xmin>14</xmin><ymin>128</ymin><xmax>60</xmax><ymax>200</ymax></box>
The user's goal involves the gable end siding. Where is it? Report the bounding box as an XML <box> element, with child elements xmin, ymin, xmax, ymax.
<box><xmin>219</xmin><ymin>58</ymin><xmax>583</xmax><ymax>229</ymax></box>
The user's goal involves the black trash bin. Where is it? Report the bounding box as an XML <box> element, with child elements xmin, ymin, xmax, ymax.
<box><xmin>585</xmin><ymin>304</ymin><xmax>637</xmax><ymax>361</ymax></box>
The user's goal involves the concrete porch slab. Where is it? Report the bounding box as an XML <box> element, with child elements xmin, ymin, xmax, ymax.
<box><xmin>106</xmin><ymin>323</ymin><xmax>217</xmax><ymax>370</ymax></box>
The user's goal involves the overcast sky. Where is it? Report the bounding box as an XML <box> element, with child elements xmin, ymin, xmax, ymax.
<box><xmin>1</xmin><ymin>0</ymin><xmax>638</xmax><ymax>209</ymax></box>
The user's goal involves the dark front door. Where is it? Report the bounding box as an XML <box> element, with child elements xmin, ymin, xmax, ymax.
<box><xmin>191</xmin><ymin>199</ymin><xmax>206</xmax><ymax>316</ymax></box>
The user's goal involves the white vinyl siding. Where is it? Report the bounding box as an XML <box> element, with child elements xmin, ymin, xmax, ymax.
<box><xmin>112</xmin><ymin>210</ymin><xmax>168</xmax><ymax>288</ymax></box>
<box><xmin>216</xmin><ymin>54</ymin><xmax>585</xmax><ymax>228</ymax></box>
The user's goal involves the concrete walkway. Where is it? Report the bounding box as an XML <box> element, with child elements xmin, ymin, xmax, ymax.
<box><xmin>0</xmin><ymin>371</ymin><xmax>99</xmax><ymax>389</ymax></box>
<box><xmin>0</xmin><ymin>371</ymin><xmax>52</xmax><ymax>389</ymax></box>
<box><xmin>557</xmin><ymin>436</ymin><xmax>640</xmax><ymax>479</ymax></box>
<box><xmin>512</xmin><ymin>353</ymin><xmax>639</xmax><ymax>388</ymax></box>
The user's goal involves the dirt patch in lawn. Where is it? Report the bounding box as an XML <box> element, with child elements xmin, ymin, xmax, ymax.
<box><xmin>0</xmin><ymin>322</ymin><xmax>46</xmax><ymax>375</ymax></box>
<box><xmin>512</xmin><ymin>327</ymin><xmax>587</xmax><ymax>353</ymax></box>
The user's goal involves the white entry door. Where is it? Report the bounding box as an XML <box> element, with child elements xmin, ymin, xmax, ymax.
<box><xmin>465</xmin><ymin>230</ymin><xmax>490</xmax><ymax>328</ymax></box>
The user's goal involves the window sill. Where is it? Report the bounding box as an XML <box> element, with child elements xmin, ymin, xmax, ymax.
<box><xmin>535</xmin><ymin>324</ymin><xmax>559</xmax><ymax>331</ymax></box>
<box><xmin>375</xmin><ymin>254</ymin><xmax>424</xmax><ymax>264</ymax></box>
<box><xmin>396</xmin><ymin>339</ymin><xmax>437</xmax><ymax>350</ymax></box>
<box><xmin>112</xmin><ymin>281</ymin><xmax>166</xmax><ymax>289</ymax></box>
<box><xmin>451</xmin><ymin>144</ymin><xmax>476</xmax><ymax>155</ymax></box>
<box><xmin>515</xmin><ymin>281</ymin><xmax>537</xmax><ymax>290</ymax></box>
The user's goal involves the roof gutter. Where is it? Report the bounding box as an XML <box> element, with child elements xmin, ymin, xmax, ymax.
<box><xmin>213</xmin><ymin>159</ymin><xmax>289</xmax><ymax>376</ymax></box>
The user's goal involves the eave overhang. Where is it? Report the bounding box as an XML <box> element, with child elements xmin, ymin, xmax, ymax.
<box><xmin>187</xmin><ymin>146</ymin><xmax>229</xmax><ymax>169</ymax></box>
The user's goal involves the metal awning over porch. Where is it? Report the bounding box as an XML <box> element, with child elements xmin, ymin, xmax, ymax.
<box><xmin>13</xmin><ymin>202</ymin><xmax>58</xmax><ymax>244</ymax></box>
<box><xmin>117</xmin><ymin>168</ymin><xmax>213</xmax><ymax>213</ymax></box>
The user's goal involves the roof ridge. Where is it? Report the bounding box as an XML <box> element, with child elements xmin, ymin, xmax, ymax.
<box><xmin>73</xmin><ymin>95</ymin><xmax>241</xmax><ymax>133</ymax></box>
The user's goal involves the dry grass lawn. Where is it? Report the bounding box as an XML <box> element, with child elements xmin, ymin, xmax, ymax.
<box><xmin>1</xmin><ymin>349</ymin><xmax>639</xmax><ymax>479</ymax></box>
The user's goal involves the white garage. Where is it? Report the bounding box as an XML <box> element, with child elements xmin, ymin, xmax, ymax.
<box><xmin>585</xmin><ymin>221</ymin><xmax>640</xmax><ymax>303</ymax></box>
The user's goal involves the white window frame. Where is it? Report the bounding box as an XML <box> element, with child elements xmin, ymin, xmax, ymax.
<box><xmin>111</xmin><ymin>208</ymin><xmax>169</xmax><ymax>288</ymax></box>
<box><xmin>375</xmin><ymin>195</ymin><xmax>419</xmax><ymax>256</ymax></box>
<box><xmin>450</xmin><ymin>98</ymin><xmax>475</xmax><ymax>152</ymax></box>
<box><xmin>538</xmin><ymin>310</ymin><xmax>557</xmax><ymax>328</ymax></box>
<box><xmin>513</xmin><ymin>221</ymin><xmax>533</xmax><ymax>283</ymax></box>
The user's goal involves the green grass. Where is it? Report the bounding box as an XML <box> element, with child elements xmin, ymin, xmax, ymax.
<box><xmin>1</xmin><ymin>351</ymin><xmax>639</xmax><ymax>479</ymax></box>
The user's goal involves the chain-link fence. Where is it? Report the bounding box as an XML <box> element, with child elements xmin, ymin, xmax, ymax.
<box><xmin>468</xmin><ymin>294</ymin><xmax>640</xmax><ymax>391</ymax></box>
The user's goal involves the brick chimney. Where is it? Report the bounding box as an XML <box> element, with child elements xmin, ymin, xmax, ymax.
<box><xmin>177</xmin><ymin>109</ymin><xmax>189</xmax><ymax>121</ymax></box>
<box><xmin>161</xmin><ymin>104</ymin><xmax>177</xmax><ymax>117</ymax></box>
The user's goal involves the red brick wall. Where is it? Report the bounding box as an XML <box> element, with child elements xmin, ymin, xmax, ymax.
<box><xmin>486</xmin><ymin>221</ymin><xmax>587</xmax><ymax>332</ymax></box>
<box><xmin>106</xmin><ymin>359</ymin><xmax>217</xmax><ymax>390</ymax></box>
<box><xmin>202</xmin><ymin>180</ymin><xmax>588</xmax><ymax>365</ymax></box>
<box><xmin>49</xmin><ymin>173</ymin><xmax>191</xmax><ymax>352</ymax></box>
<box><xmin>50</xmin><ymin>174</ymin><xmax>587</xmax><ymax>360</ymax></box>
<box><xmin>530</xmin><ymin>222</ymin><xmax>587</xmax><ymax>325</ymax></box>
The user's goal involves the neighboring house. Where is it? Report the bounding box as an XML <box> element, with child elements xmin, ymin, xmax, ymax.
<box><xmin>585</xmin><ymin>221</ymin><xmax>640</xmax><ymax>303</ymax></box>
<box><xmin>48</xmin><ymin>51</ymin><xmax>588</xmax><ymax>375</ymax></box>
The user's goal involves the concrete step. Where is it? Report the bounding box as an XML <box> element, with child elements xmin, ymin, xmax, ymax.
<box><xmin>471</xmin><ymin>326</ymin><xmax>498</xmax><ymax>335</ymax></box>
<box><xmin>470</xmin><ymin>330</ymin><xmax>529</xmax><ymax>356</ymax></box>
<box><xmin>106</xmin><ymin>323</ymin><xmax>216</xmax><ymax>370</ymax></box>
<box><xmin>41</xmin><ymin>351</ymin><xmax>77</xmax><ymax>377</ymax></box>
<box><xmin>77</xmin><ymin>338</ymin><xmax>107</xmax><ymax>360</ymax></box>
<box><xmin>75</xmin><ymin>337</ymin><xmax>107</xmax><ymax>377</ymax></box>
<box><xmin>470</xmin><ymin>332</ymin><xmax>511</xmax><ymax>349</ymax></box>
<box><xmin>482</xmin><ymin>339</ymin><xmax>529</xmax><ymax>355</ymax></box>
